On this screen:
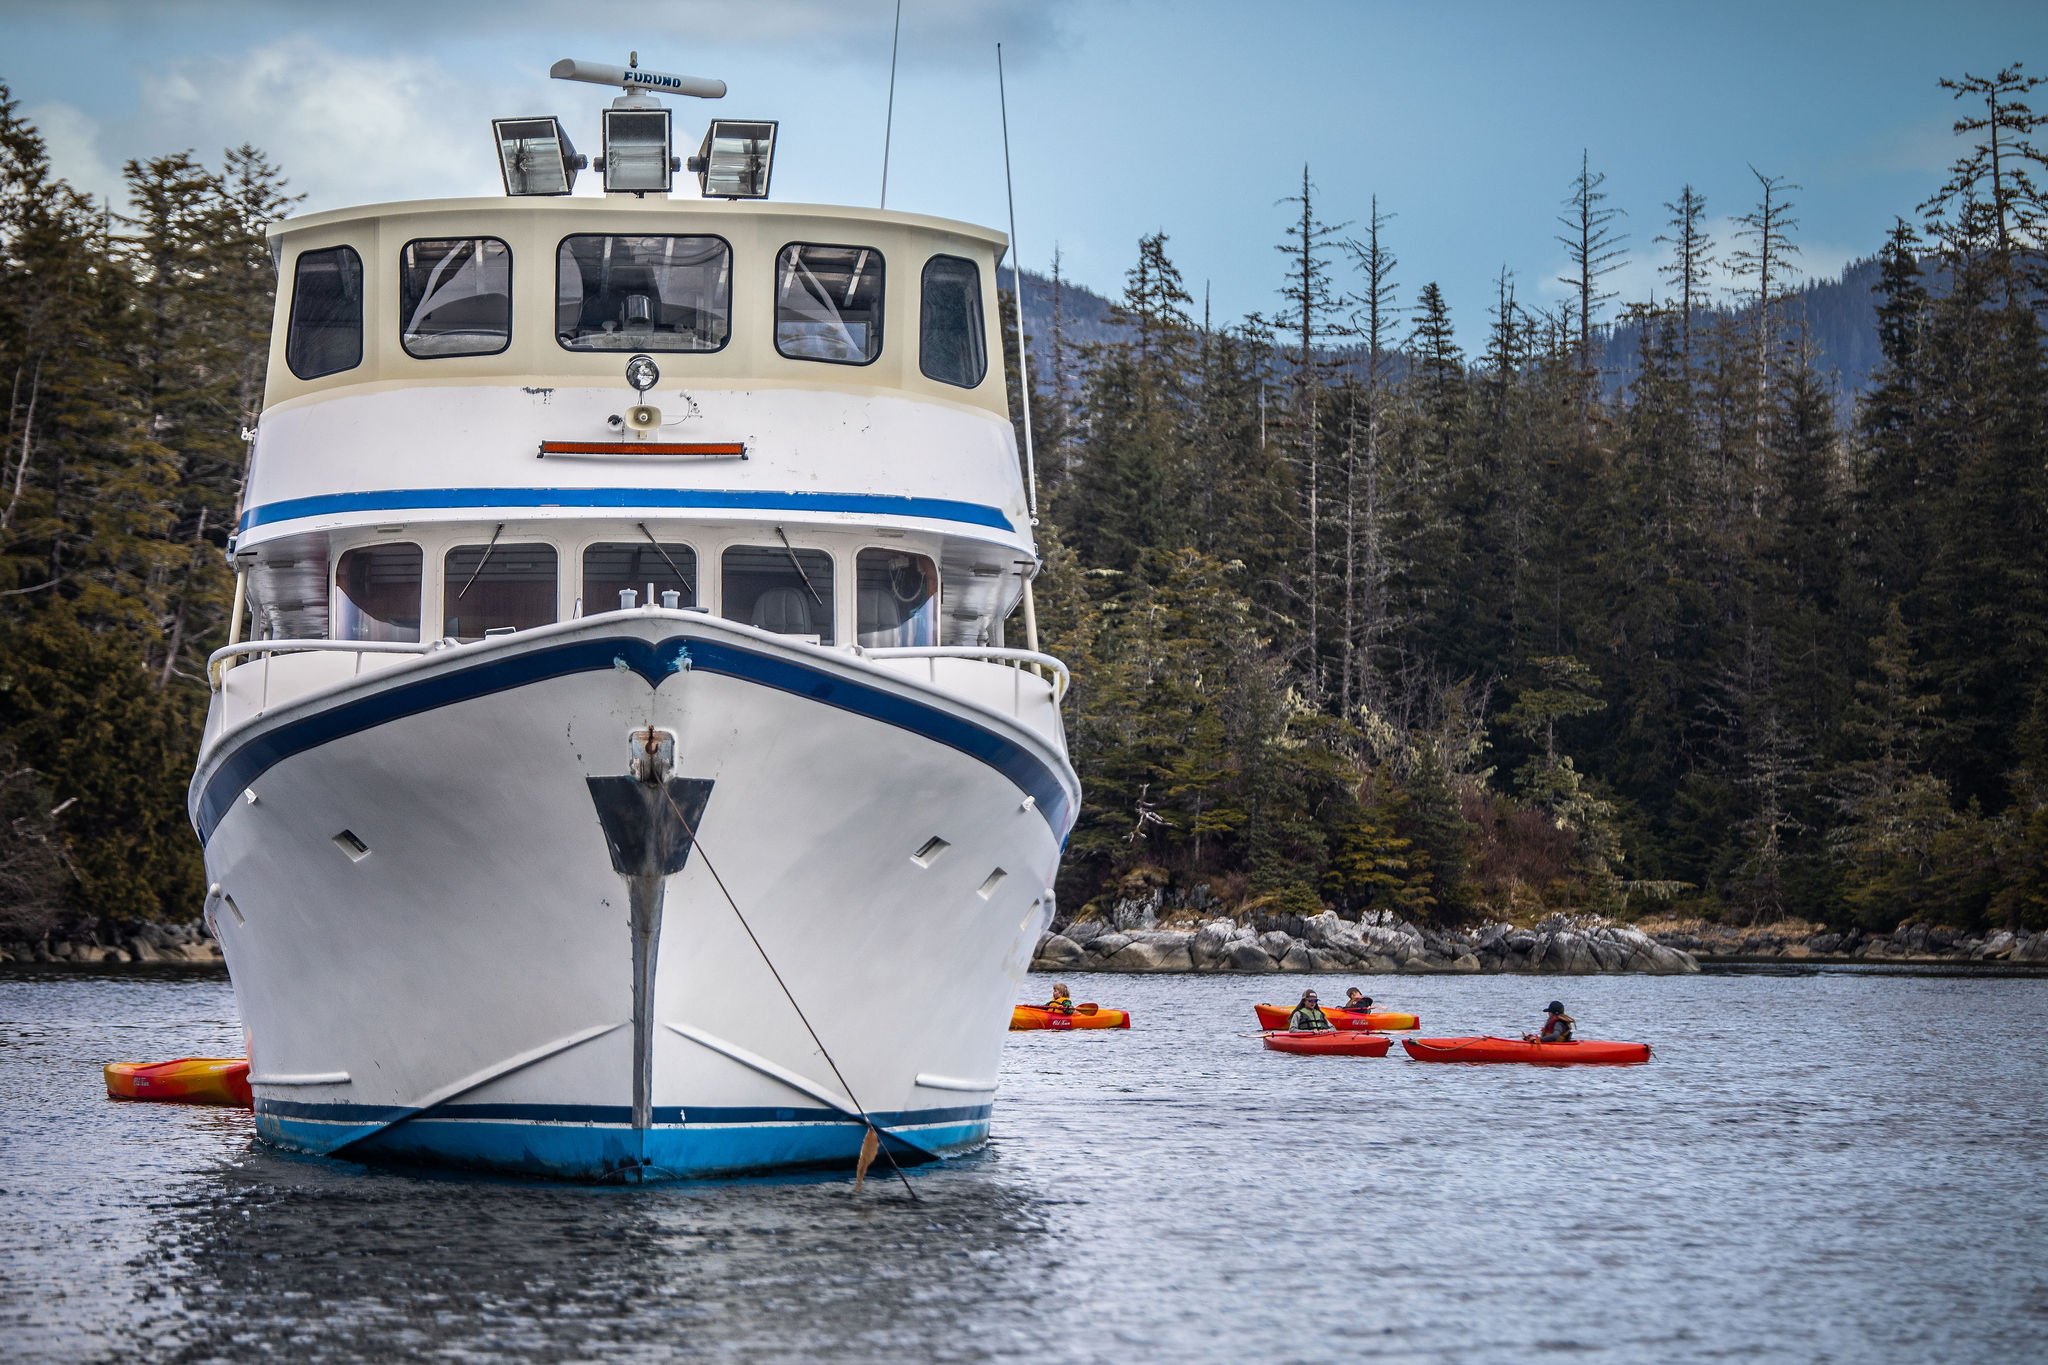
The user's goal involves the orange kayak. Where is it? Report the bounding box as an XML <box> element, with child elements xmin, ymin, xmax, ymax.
<box><xmin>1010</xmin><ymin>1004</ymin><xmax>1131</xmax><ymax>1030</ymax></box>
<box><xmin>1261</xmin><ymin>1030</ymin><xmax>1391</xmax><ymax>1057</ymax></box>
<box><xmin>1254</xmin><ymin>1004</ymin><xmax>1420</xmax><ymax>1032</ymax></box>
<box><xmin>105</xmin><ymin>1057</ymin><xmax>253</xmax><ymax>1106</ymax></box>
<box><xmin>1401</xmin><ymin>1036</ymin><xmax>1651</xmax><ymax>1066</ymax></box>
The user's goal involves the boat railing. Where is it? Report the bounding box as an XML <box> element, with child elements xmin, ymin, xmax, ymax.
<box><xmin>859</xmin><ymin>646</ymin><xmax>1070</xmax><ymax>706</ymax></box>
<box><xmin>208</xmin><ymin>639</ymin><xmax>437</xmax><ymax>697</ymax></box>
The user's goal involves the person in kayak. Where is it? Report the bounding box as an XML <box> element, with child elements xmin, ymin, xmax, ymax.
<box><xmin>1046</xmin><ymin>983</ymin><xmax>1076</xmax><ymax>1015</ymax></box>
<box><xmin>1342</xmin><ymin>988</ymin><xmax>1374</xmax><ymax>1014</ymax></box>
<box><xmin>1288</xmin><ymin>990</ymin><xmax>1334</xmax><ymax>1031</ymax></box>
<box><xmin>1525</xmin><ymin>1001</ymin><xmax>1575</xmax><ymax>1043</ymax></box>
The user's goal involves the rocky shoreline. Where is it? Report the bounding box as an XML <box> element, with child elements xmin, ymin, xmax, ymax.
<box><xmin>0</xmin><ymin>920</ymin><xmax>221</xmax><ymax>966</ymax></box>
<box><xmin>1033</xmin><ymin>911</ymin><xmax>1701</xmax><ymax>975</ymax></box>
<box><xmin>1032</xmin><ymin>910</ymin><xmax>2048</xmax><ymax>974</ymax></box>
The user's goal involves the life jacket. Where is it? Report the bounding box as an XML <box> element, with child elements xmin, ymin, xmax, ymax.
<box><xmin>1048</xmin><ymin>995</ymin><xmax>1074</xmax><ymax>1015</ymax></box>
<box><xmin>1290</xmin><ymin>1004</ymin><xmax>1332</xmax><ymax>1031</ymax></box>
<box><xmin>1540</xmin><ymin>1014</ymin><xmax>1573</xmax><ymax>1042</ymax></box>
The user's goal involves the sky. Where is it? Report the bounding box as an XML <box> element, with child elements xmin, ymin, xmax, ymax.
<box><xmin>2</xmin><ymin>0</ymin><xmax>2043</xmax><ymax>348</ymax></box>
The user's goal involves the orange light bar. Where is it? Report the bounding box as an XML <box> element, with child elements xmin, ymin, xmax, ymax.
<box><xmin>538</xmin><ymin>440</ymin><xmax>747</xmax><ymax>458</ymax></box>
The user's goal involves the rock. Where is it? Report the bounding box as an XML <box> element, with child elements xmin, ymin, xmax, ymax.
<box><xmin>1257</xmin><ymin>931</ymin><xmax>1295</xmax><ymax>960</ymax></box>
<box><xmin>1302</xmin><ymin>911</ymin><xmax>1365</xmax><ymax>952</ymax></box>
<box><xmin>1031</xmin><ymin>934</ymin><xmax>1085</xmax><ymax>970</ymax></box>
<box><xmin>1083</xmin><ymin>932</ymin><xmax>1132</xmax><ymax>958</ymax></box>
<box><xmin>1977</xmin><ymin>930</ymin><xmax>2016</xmax><ymax>960</ymax></box>
<box><xmin>1106</xmin><ymin>938</ymin><xmax>1193</xmax><ymax>972</ymax></box>
<box><xmin>1222</xmin><ymin>940</ymin><xmax>1277</xmax><ymax>971</ymax></box>
<box><xmin>105</xmin><ymin>948</ymin><xmax>130</xmax><ymax>964</ymax></box>
<box><xmin>1277</xmin><ymin>942</ymin><xmax>1316</xmax><ymax>972</ymax></box>
<box><xmin>1307</xmin><ymin>947</ymin><xmax>1354</xmax><ymax>971</ymax></box>
<box><xmin>1191</xmin><ymin>919</ymin><xmax>1238</xmax><ymax>970</ymax></box>
<box><xmin>2013</xmin><ymin>931</ymin><xmax>2048</xmax><ymax>964</ymax></box>
<box><xmin>1809</xmin><ymin>933</ymin><xmax>1844</xmax><ymax>955</ymax></box>
<box><xmin>129</xmin><ymin>939</ymin><xmax>165</xmax><ymax>964</ymax></box>
<box><xmin>1449</xmin><ymin>953</ymin><xmax>1482</xmax><ymax>973</ymax></box>
<box><xmin>1063</xmin><ymin>920</ymin><xmax>1108</xmax><ymax>945</ymax></box>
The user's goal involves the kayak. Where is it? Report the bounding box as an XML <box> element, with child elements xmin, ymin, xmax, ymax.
<box><xmin>1261</xmin><ymin>1030</ymin><xmax>1391</xmax><ymax>1057</ymax></box>
<box><xmin>1401</xmin><ymin>1036</ymin><xmax>1651</xmax><ymax>1066</ymax></box>
<box><xmin>1254</xmin><ymin>1004</ymin><xmax>1420</xmax><ymax>1032</ymax></box>
<box><xmin>105</xmin><ymin>1057</ymin><xmax>253</xmax><ymax>1106</ymax></box>
<box><xmin>1010</xmin><ymin>1004</ymin><xmax>1132</xmax><ymax>1031</ymax></box>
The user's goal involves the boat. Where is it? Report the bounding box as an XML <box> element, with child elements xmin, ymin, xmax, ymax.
<box><xmin>1400</xmin><ymin>1037</ymin><xmax>1652</xmax><ymax>1066</ymax></box>
<box><xmin>1260</xmin><ymin>1031</ymin><xmax>1391</xmax><ymax>1057</ymax></box>
<box><xmin>188</xmin><ymin>58</ymin><xmax>1078</xmax><ymax>1181</ymax></box>
<box><xmin>1009</xmin><ymin>1004</ymin><xmax>1131</xmax><ymax>1030</ymax></box>
<box><xmin>1252</xmin><ymin>1004</ymin><xmax>1420</xmax><ymax>1032</ymax></box>
<box><xmin>105</xmin><ymin>1058</ymin><xmax>254</xmax><ymax>1107</ymax></box>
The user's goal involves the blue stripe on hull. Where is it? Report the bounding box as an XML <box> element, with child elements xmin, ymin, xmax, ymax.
<box><xmin>192</xmin><ymin>632</ymin><xmax>1074</xmax><ymax>843</ymax></box>
<box><xmin>236</xmin><ymin>487</ymin><xmax>1014</xmax><ymax>535</ymax></box>
<box><xmin>255</xmin><ymin>1104</ymin><xmax>991</xmax><ymax>1182</ymax></box>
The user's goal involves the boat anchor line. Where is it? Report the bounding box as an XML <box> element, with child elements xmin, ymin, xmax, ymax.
<box><xmin>585</xmin><ymin>727</ymin><xmax>713</xmax><ymax>1135</ymax></box>
<box><xmin>654</xmin><ymin>778</ymin><xmax>923</xmax><ymax>1201</ymax></box>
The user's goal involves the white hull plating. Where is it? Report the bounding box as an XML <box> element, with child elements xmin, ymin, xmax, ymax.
<box><xmin>190</xmin><ymin>613</ymin><xmax>1073</xmax><ymax>1180</ymax></box>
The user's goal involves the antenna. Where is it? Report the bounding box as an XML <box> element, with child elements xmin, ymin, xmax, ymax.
<box><xmin>881</xmin><ymin>0</ymin><xmax>903</xmax><ymax>208</ymax></box>
<box><xmin>551</xmin><ymin>57</ymin><xmax>726</xmax><ymax>101</ymax></box>
<box><xmin>997</xmin><ymin>42</ymin><xmax>1042</xmax><ymax>659</ymax></box>
<box><xmin>996</xmin><ymin>43</ymin><xmax>1038</xmax><ymax>523</ymax></box>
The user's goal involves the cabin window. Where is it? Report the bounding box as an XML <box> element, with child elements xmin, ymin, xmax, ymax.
<box><xmin>920</xmin><ymin>255</ymin><xmax>986</xmax><ymax>389</ymax></box>
<box><xmin>400</xmin><ymin>237</ymin><xmax>512</xmax><ymax>358</ymax></box>
<box><xmin>442</xmin><ymin>542</ymin><xmax>557</xmax><ymax>641</ymax></box>
<box><xmin>583</xmin><ymin>541</ymin><xmax>696</xmax><ymax>613</ymax></box>
<box><xmin>335</xmin><ymin>543</ymin><xmax>423</xmax><ymax>643</ymax></box>
<box><xmin>286</xmin><ymin>245</ymin><xmax>364</xmax><ymax>380</ymax></box>
<box><xmin>856</xmin><ymin>549</ymin><xmax>938</xmax><ymax>648</ymax></box>
<box><xmin>721</xmin><ymin>543</ymin><xmax>835</xmax><ymax>644</ymax></box>
<box><xmin>775</xmin><ymin>243</ymin><xmax>884</xmax><ymax>365</ymax></box>
<box><xmin>557</xmin><ymin>234</ymin><xmax>731</xmax><ymax>352</ymax></box>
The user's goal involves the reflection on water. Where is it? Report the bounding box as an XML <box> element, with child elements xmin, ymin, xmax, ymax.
<box><xmin>6</xmin><ymin>966</ymin><xmax>2047</xmax><ymax>1361</ymax></box>
<box><xmin>147</xmin><ymin>1148</ymin><xmax>1058</xmax><ymax>1361</ymax></box>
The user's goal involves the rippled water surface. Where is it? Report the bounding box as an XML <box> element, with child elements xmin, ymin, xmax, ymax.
<box><xmin>3</xmin><ymin>966</ymin><xmax>2044</xmax><ymax>1362</ymax></box>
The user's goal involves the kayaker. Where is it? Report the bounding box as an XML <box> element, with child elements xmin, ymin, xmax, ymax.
<box><xmin>1525</xmin><ymin>1000</ymin><xmax>1575</xmax><ymax>1043</ymax></box>
<box><xmin>1343</xmin><ymin>988</ymin><xmax>1374</xmax><ymax>1013</ymax></box>
<box><xmin>1046</xmin><ymin>983</ymin><xmax>1076</xmax><ymax>1016</ymax></box>
<box><xmin>1288</xmin><ymin>990</ymin><xmax>1334</xmax><ymax>1032</ymax></box>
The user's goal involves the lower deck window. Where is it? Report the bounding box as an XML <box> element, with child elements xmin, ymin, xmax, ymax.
<box><xmin>856</xmin><ymin>549</ymin><xmax>937</xmax><ymax>648</ymax></box>
<box><xmin>443</xmin><ymin>542</ymin><xmax>557</xmax><ymax>641</ymax></box>
<box><xmin>335</xmin><ymin>543</ymin><xmax>422</xmax><ymax>642</ymax></box>
<box><xmin>583</xmin><ymin>542</ymin><xmax>696</xmax><ymax>612</ymax></box>
<box><xmin>722</xmin><ymin>544</ymin><xmax>834</xmax><ymax>643</ymax></box>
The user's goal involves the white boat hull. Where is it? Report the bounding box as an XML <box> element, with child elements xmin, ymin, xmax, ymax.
<box><xmin>190</xmin><ymin>614</ymin><xmax>1073</xmax><ymax>1181</ymax></box>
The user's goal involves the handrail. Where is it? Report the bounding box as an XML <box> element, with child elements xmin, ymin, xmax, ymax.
<box><xmin>861</xmin><ymin>645</ymin><xmax>1070</xmax><ymax>704</ymax></box>
<box><xmin>208</xmin><ymin>638</ymin><xmax>436</xmax><ymax>690</ymax></box>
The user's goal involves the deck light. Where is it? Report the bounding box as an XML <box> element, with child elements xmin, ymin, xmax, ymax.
<box><xmin>601</xmin><ymin>108</ymin><xmax>676</xmax><ymax>193</ymax></box>
<box><xmin>625</xmin><ymin>354</ymin><xmax>660</xmax><ymax>392</ymax></box>
<box><xmin>492</xmin><ymin>117</ymin><xmax>584</xmax><ymax>196</ymax></box>
<box><xmin>692</xmin><ymin>120</ymin><xmax>776</xmax><ymax>199</ymax></box>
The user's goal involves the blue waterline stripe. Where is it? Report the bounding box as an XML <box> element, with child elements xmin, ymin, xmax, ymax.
<box><xmin>236</xmin><ymin>487</ymin><xmax>1014</xmax><ymax>534</ymax></box>
<box><xmin>255</xmin><ymin>1098</ymin><xmax>993</xmax><ymax>1127</ymax></box>
<box><xmin>192</xmin><ymin>633</ymin><xmax>1073</xmax><ymax>842</ymax></box>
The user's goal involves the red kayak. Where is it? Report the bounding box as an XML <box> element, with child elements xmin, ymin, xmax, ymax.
<box><xmin>1261</xmin><ymin>1030</ymin><xmax>1391</xmax><ymax>1057</ymax></box>
<box><xmin>1253</xmin><ymin>1004</ymin><xmax>1420</xmax><ymax>1032</ymax></box>
<box><xmin>1401</xmin><ymin>1036</ymin><xmax>1651</xmax><ymax>1066</ymax></box>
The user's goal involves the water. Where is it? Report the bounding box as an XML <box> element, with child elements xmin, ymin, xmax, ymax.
<box><xmin>2</xmin><ymin>966</ymin><xmax>2043</xmax><ymax>1362</ymax></box>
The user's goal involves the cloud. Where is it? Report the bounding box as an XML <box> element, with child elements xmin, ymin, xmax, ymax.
<box><xmin>22</xmin><ymin>99</ymin><xmax>126</xmax><ymax>208</ymax></box>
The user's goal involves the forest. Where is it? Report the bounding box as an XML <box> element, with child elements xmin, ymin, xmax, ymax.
<box><xmin>2</xmin><ymin>65</ymin><xmax>2045</xmax><ymax>940</ymax></box>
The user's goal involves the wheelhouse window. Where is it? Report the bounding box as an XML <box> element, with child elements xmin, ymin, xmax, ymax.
<box><xmin>557</xmin><ymin>234</ymin><xmax>730</xmax><ymax>352</ymax></box>
<box><xmin>286</xmin><ymin>245</ymin><xmax>364</xmax><ymax>380</ymax></box>
<box><xmin>400</xmin><ymin>237</ymin><xmax>511</xmax><ymax>358</ymax></box>
<box><xmin>920</xmin><ymin>255</ymin><xmax>986</xmax><ymax>388</ymax></box>
<box><xmin>335</xmin><ymin>543</ymin><xmax>423</xmax><ymax>643</ymax></box>
<box><xmin>856</xmin><ymin>549</ymin><xmax>937</xmax><ymax>648</ymax></box>
<box><xmin>775</xmin><ymin>243</ymin><xmax>883</xmax><ymax>365</ymax></box>
<box><xmin>443</xmin><ymin>542</ymin><xmax>557</xmax><ymax>641</ymax></box>
<box><xmin>583</xmin><ymin>541</ymin><xmax>696</xmax><ymax>613</ymax></box>
<box><xmin>721</xmin><ymin>543</ymin><xmax>834</xmax><ymax>644</ymax></box>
